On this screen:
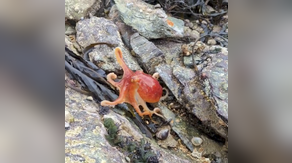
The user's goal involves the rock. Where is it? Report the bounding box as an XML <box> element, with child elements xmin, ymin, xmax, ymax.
<box><xmin>65</xmin><ymin>89</ymin><xmax>127</xmax><ymax>163</ymax></box>
<box><xmin>206</xmin><ymin>5</ymin><xmax>216</xmax><ymax>14</ymax></box>
<box><xmin>86</xmin><ymin>96</ymin><xmax>93</xmax><ymax>101</ymax></box>
<box><xmin>156</xmin><ymin>127</ymin><xmax>169</xmax><ymax>140</ymax></box>
<box><xmin>65</xmin><ymin>122</ymin><xmax>70</xmax><ymax>129</ymax></box>
<box><xmin>156</xmin><ymin>102</ymin><xmax>227</xmax><ymax>161</ymax></box>
<box><xmin>130</xmin><ymin>33</ymin><xmax>164</xmax><ymax>74</ymax></box>
<box><xmin>191</xmin><ymin>137</ymin><xmax>203</xmax><ymax>146</ymax></box>
<box><xmin>155</xmin><ymin>64</ymin><xmax>184</xmax><ymax>100</ymax></box>
<box><xmin>125</xmin><ymin>157</ymin><xmax>130</xmax><ymax>162</ymax></box>
<box><xmin>190</xmin><ymin>30</ymin><xmax>200</xmax><ymax>39</ymax></box>
<box><xmin>184</xmin><ymin>27</ymin><xmax>200</xmax><ymax>40</ymax></box>
<box><xmin>154</xmin><ymin>4</ymin><xmax>161</xmax><ymax>8</ymax></box>
<box><xmin>212</xmin><ymin>25</ymin><xmax>222</xmax><ymax>33</ymax></box>
<box><xmin>157</xmin><ymin>133</ymin><xmax>178</xmax><ymax>148</ymax></box>
<box><xmin>202</xmin><ymin>20</ymin><xmax>208</xmax><ymax>25</ymax></box>
<box><xmin>76</xmin><ymin>17</ymin><xmax>120</xmax><ymax>48</ymax></box>
<box><xmin>114</xmin><ymin>0</ymin><xmax>184</xmax><ymax>39</ymax></box>
<box><xmin>115</xmin><ymin>21</ymin><xmax>136</xmax><ymax>49</ymax></box>
<box><xmin>173</xmin><ymin>66</ymin><xmax>196</xmax><ymax>85</ymax></box>
<box><xmin>65</xmin><ymin>110</ymin><xmax>74</xmax><ymax>123</ymax></box>
<box><xmin>183</xmin><ymin>55</ymin><xmax>201</xmax><ymax>68</ymax></box>
<box><xmin>207</xmin><ymin>38</ymin><xmax>217</xmax><ymax>45</ymax></box>
<box><xmin>65</xmin><ymin>85</ymin><xmax>195</xmax><ymax>163</ymax></box>
<box><xmin>65</xmin><ymin>23</ymin><xmax>76</xmax><ymax>35</ymax></box>
<box><xmin>76</xmin><ymin>16</ymin><xmax>141</xmax><ymax>72</ymax></box>
<box><xmin>65</xmin><ymin>0</ymin><xmax>102</xmax><ymax>20</ymax></box>
<box><xmin>154</xmin><ymin>41</ymin><xmax>228</xmax><ymax>140</ymax></box>
<box><xmin>202</xmin><ymin>47</ymin><xmax>228</xmax><ymax>121</ymax></box>
<box><xmin>89</xmin><ymin>45</ymin><xmax>141</xmax><ymax>73</ymax></box>
<box><xmin>104</xmin><ymin>112</ymin><xmax>144</xmax><ymax>141</ymax></box>
<box><xmin>65</xmin><ymin>35</ymin><xmax>80</xmax><ymax>54</ymax></box>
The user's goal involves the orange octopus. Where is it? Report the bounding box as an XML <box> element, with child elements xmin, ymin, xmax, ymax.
<box><xmin>101</xmin><ymin>47</ymin><xmax>164</xmax><ymax>119</ymax></box>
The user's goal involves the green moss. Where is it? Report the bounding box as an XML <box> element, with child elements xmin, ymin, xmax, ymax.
<box><xmin>103</xmin><ymin>118</ymin><xmax>158</xmax><ymax>163</ymax></box>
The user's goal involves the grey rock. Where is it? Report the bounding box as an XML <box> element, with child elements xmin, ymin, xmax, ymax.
<box><xmin>156</xmin><ymin>64</ymin><xmax>184</xmax><ymax>100</ymax></box>
<box><xmin>202</xmin><ymin>47</ymin><xmax>228</xmax><ymax>120</ymax></box>
<box><xmin>75</xmin><ymin>16</ymin><xmax>141</xmax><ymax>72</ymax></box>
<box><xmin>154</xmin><ymin>4</ymin><xmax>161</xmax><ymax>9</ymax></box>
<box><xmin>65</xmin><ymin>24</ymin><xmax>76</xmax><ymax>35</ymax></box>
<box><xmin>65</xmin><ymin>84</ymin><xmax>195</xmax><ymax>163</ymax></box>
<box><xmin>130</xmin><ymin>33</ymin><xmax>164</xmax><ymax>74</ymax></box>
<box><xmin>65</xmin><ymin>87</ymin><xmax>127</xmax><ymax>163</ymax></box>
<box><xmin>89</xmin><ymin>45</ymin><xmax>141</xmax><ymax>72</ymax></box>
<box><xmin>207</xmin><ymin>38</ymin><xmax>217</xmax><ymax>45</ymax></box>
<box><xmin>65</xmin><ymin>0</ymin><xmax>102</xmax><ymax>20</ymax></box>
<box><xmin>65</xmin><ymin>122</ymin><xmax>70</xmax><ymax>129</ymax></box>
<box><xmin>76</xmin><ymin>17</ymin><xmax>121</xmax><ymax>48</ymax></box>
<box><xmin>114</xmin><ymin>0</ymin><xmax>184</xmax><ymax>39</ymax></box>
<box><xmin>154</xmin><ymin>41</ymin><xmax>228</xmax><ymax>139</ymax></box>
<box><xmin>191</xmin><ymin>137</ymin><xmax>203</xmax><ymax>146</ymax></box>
<box><xmin>184</xmin><ymin>27</ymin><xmax>200</xmax><ymax>40</ymax></box>
<box><xmin>156</xmin><ymin>127</ymin><xmax>169</xmax><ymax>140</ymax></box>
<box><xmin>183</xmin><ymin>55</ymin><xmax>201</xmax><ymax>68</ymax></box>
<box><xmin>157</xmin><ymin>102</ymin><xmax>227</xmax><ymax>160</ymax></box>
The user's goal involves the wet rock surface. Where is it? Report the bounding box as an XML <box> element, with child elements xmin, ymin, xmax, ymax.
<box><xmin>76</xmin><ymin>17</ymin><xmax>121</xmax><ymax>48</ymax></box>
<box><xmin>65</xmin><ymin>85</ymin><xmax>196</xmax><ymax>163</ymax></box>
<box><xmin>65</xmin><ymin>87</ymin><xmax>127</xmax><ymax>163</ymax></box>
<box><xmin>153</xmin><ymin>40</ymin><xmax>228</xmax><ymax>139</ymax></box>
<box><xmin>75</xmin><ymin>16</ymin><xmax>141</xmax><ymax>72</ymax></box>
<box><xmin>202</xmin><ymin>47</ymin><xmax>228</xmax><ymax>121</ymax></box>
<box><xmin>130</xmin><ymin>33</ymin><xmax>164</xmax><ymax>74</ymax></box>
<box><xmin>114</xmin><ymin>0</ymin><xmax>184</xmax><ymax>39</ymax></box>
<box><xmin>157</xmin><ymin>102</ymin><xmax>227</xmax><ymax>162</ymax></box>
<box><xmin>66</xmin><ymin>0</ymin><xmax>228</xmax><ymax>162</ymax></box>
<box><xmin>65</xmin><ymin>0</ymin><xmax>102</xmax><ymax>20</ymax></box>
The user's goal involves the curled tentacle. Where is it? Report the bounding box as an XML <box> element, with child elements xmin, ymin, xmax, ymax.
<box><xmin>152</xmin><ymin>72</ymin><xmax>159</xmax><ymax>80</ymax></box>
<box><xmin>159</xmin><ymin>87</ymin><xmax>169</xmax><ymax>102</ymax></box>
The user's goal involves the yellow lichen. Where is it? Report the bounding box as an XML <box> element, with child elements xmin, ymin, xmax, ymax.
<box><xmin>65</xmin><ymin>126</ymin><xmax>82</xmax><ymax>137</ymax></box>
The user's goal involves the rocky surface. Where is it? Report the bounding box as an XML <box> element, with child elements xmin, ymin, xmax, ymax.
<box><xmin>114</xmin><ymin>0</ymin><xmax>184</xmax><ymax>39</ymax></box>
<box><xmin>65</xmin><ymin>0</ymin><xmax>102</xmax><ymax>20</ymax></box>
<box><xmin>75</xmin><ymin>16</ymin><xmax>141</xmax><ymax>72</ymax></box>
<box><xmin>66</xmin><ymin>0</ymin><xmax>228</xmax><ymax>162</ymax></box>
<box><xmin>202</xmin><ymin>47</ymin><xmax>228</xmax><ymax>121</ymax></box>
<box><xmin>153</xmin><ymin>40</ymin><xmax>228</xmax><ymax>139</ymax></box>
<box><xmin>65</xmin><ymin>83</ymin><xmax>195</xmax><ymax>163</ymax></box>
<box><xmin>130</xmin><ymin>33</ymin><xmax>164</xmax><ymax>74</ymax></box>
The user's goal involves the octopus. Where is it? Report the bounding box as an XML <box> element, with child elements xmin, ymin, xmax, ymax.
<box><xmin>101</xmin><ymin>47</ymin><xmax>165</xmax><ymax>119</ymax></box>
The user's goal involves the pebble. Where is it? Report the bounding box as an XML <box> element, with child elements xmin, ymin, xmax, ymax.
<box><xmin>190</xmin><ymin>30</ymin><xmax>200</xmax><ymax>39</ymax></box>
<box><xmin>184</xmin><ymin>19</ymin><xmax>190</xmax><ymax>24</ymax></box>
<box><xmin>212</xmin><ymin>25</ymin><xmax>222</xmax><ymax>33</ymax></box>
<box><xmin>201</xmin><ymin>20</ymin><xmax>208</xmax><ymax>25</ymax></box>
<box><xmin>125</xmin><ymin>157</ymin><xmax>130</xmax><ymax>162</ymax></box>
<box><xmin>86</xmin><ymin>96</ymin><xmax>93</xmax><ymax>101</ymax></box>
<box><xmin>65</xmin><ymin>111</ymin><xmax>74</xmax><ymax>123</ymax></box>
<box><xmin>65</xmin><ymin>122</ymin><xmax>70</xmax><ymax>129</ymax></box>
<box><xmin>187</xmin><ymin>22</ymin><xmax>193</xmax><ymax>28</ymax></box>
<box><xmin>154</xmin><ymin>4</ymin><xmax>161</xmax><ymax>9</ymax></box>
<box><xmin>183</xmin><ymin>55</ymin><xmax>201</xmax><ymax>68</ymax></box>
<box><xmin>191</xmin><ymin>137</ymin><xmax>203</xmax><ymax>146</ymax></box>
<box><xmin>207</xmin><ymin>39</ymin><xmax>217</xmax><ymax>45</ymax></box>
<box><xmin>156</xmin><ymin>128</ymin><xmax>169</xmax><ymax>140</ymax></box>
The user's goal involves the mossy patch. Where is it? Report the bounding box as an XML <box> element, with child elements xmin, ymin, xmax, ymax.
<box><xmin>103</xmin><ymin>118</ymin><xmax>158</xmax><ymax>163</ymax></box>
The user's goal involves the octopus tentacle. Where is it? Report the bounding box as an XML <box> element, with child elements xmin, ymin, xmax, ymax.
<box><xmin>115</xmin><ymin>47</ymin><xmax>133</xmax><ymax>75</ymax></box>
<box><xmin>106</xmin><ymin>73</ymin><xmax>119</xmax><ymax>88</ymax></box>
<box><xmin>100</xmin><ymin>85</ymin><xmax>127</xmax><ymax>106</ymax></box>
<box><xmin>159</xmin><ymin>88</ymin><xmax>169</xmax><ymax>102</ymax></box>
<box><xmin>135</xmin><ymin>87</ymin><xmax>164</xmax><ymax>119</ymax></box>
<box><xmin>152</xmin><ymin>72</ymin><xmax>159</xmax><ymax>80</ymax></box>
